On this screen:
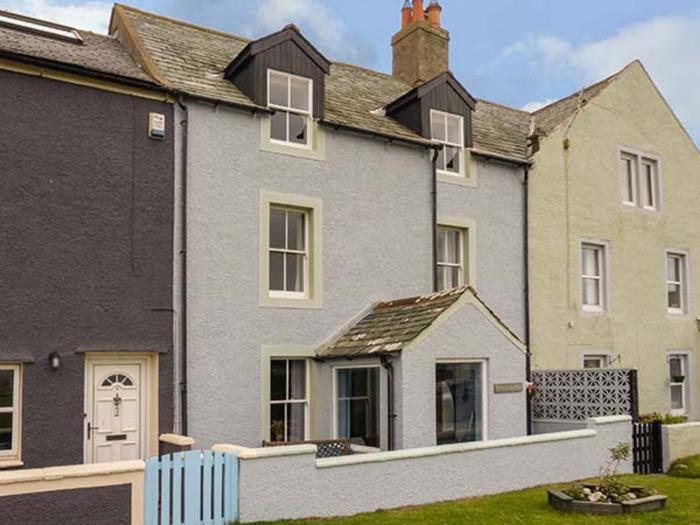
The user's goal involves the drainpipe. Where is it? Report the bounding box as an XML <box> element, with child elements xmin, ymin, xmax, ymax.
<box><xmin>523</xmin><ymin>166</ymin><xmax>532</xmax><ymax>435</ymax></box>
<box><xmin>431</xmin><ymin>147</ymin><xmax>440</xmax><ymax>292</ymax></box>
<box><xmin>380</xmin><ymin>355</ymin><xmax>396</xmax><ymax>451</ymax></box>
<box><xmin>177</xmin><ymin>95</ymin><xmax>189</xmax><ymax>435</ymax></box>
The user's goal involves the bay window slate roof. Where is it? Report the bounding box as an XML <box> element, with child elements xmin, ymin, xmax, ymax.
<box><xmin>0</xmin><ymin>20</ymin><xmax>153</xmax><ymax>83</ymax></box>
<box><xmin>318</xmin><ymin>287</ymin><xmax>468</xmax><ymax>358</ymax></box>
<box><xmin>113</xmin><ymin>4</ymin><xmax>531</xmax><ymax>158</ymax></box>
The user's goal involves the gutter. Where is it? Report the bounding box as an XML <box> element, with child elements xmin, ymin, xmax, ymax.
<box><xmin>322</xmin><ymin>120</ymin><xmax>436</xmax><ymax>150</ymax></box>
<box><xmin>470</xmin><ymin>148</ymin><xmax>532</xmax><ymax>167</ymax></box>
<box><xmin>177</xmin><ymin>95</ymin><xmax>189</xmax><ymax>435</ymax></box>
<box><xmin>0</xmin><ymin>50</ymin><xmax>168</xmax><ymax>95</ymax></box>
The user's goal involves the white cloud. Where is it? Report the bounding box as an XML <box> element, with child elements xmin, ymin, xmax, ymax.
<box><xmin>246</xmin><ymin>0</ymin><xmax>368</xmax><ymax>63</ymax></box>
<box><xmin>1</xmin><ymin>0</ymin><xmax>111</xmax><ymax>33</ymax></box>
<box><xmin>505</xmin><ymin>15</ymin><xmax>700</xmax><ymax>140</ymax></box>
<box><xmin>521</xmin><ymin>99</ymin><xmax>556</xmax><ymax>113</ymax></box>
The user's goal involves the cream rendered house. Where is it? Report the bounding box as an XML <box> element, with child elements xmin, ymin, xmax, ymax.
<box><xmin>528</xmin><ymin>61</ymin><xmax>700</xmax><ymax>420</ymax></box>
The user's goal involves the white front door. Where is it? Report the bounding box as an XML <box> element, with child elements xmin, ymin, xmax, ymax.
<box><xmin>86</xmin><ymin>360</ymin><xmax>148</xmax><ymax>463</ymax></box>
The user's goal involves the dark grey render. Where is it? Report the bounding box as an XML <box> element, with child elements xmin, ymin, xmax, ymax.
<box><xmin>0</xmin><ymin>69</ymin><xmax>174</xmax><ymax>468</ymax></box>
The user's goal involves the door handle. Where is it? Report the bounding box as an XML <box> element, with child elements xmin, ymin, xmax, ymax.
<box><xmin>88</xmin><ymin>422</ymin><xmax>99</xmax><ymax>440</ymax></box>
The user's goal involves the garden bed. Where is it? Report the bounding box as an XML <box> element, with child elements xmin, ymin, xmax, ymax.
<box><xmin>548</xmin><ymin>486</ymin><xmax>667</xmax><ymax>515</ymax></box>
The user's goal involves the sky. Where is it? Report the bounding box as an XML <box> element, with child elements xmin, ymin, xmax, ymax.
<box><xmin>2</xmin><ymin>0</ymin><xmax>699</xmax><ymax>144</ymax></box>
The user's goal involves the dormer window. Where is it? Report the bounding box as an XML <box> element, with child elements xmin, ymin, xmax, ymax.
<box><xmin>431</xmin><ymin>110</ymin><xmax>464</xmax><ymax>176</ymax></box>
<box><xmin>268</xmin><ymin>70</ymin><xmax>313</xmax><ymax>148</ymax></box>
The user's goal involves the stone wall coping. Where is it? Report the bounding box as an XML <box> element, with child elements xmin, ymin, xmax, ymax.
<box><xmin>0</xmin><ymin>460</ymin><xmax>145</xmax><ymax>486</ymax></box>
<box><xmin>662</xmin><ymin>422</ymin><xmax>700</xmax><ymax>430</ymax></box>
<box><xmin>315</xmin><ymin>429</ymin><xmax>597</xmax><ymax>468</ymax></box>
<box><xmin>159</xmin><ymin>433</ymin><xmax>196</xmax><ymax>446</ymax></box>
<box><xmin>587</xmin><ymin>416</ymin><xmax>632</xmax><ymax>425</ymax></box>
<box><xmin>212</xmin><ymin>443</ymin><xmax>317</xmax><ymax>460</ymax></box>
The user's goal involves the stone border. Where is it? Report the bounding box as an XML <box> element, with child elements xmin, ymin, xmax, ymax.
<box><xmin>548</xmin><ymin>489</ymin><xmax>667</xmax><ymax>515</ymax></box>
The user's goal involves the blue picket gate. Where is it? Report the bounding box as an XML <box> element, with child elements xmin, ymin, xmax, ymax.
<box><xmin>144</xmin><ymin>450</ymin><xmax>239</xmax><ymax>524</ymax></box>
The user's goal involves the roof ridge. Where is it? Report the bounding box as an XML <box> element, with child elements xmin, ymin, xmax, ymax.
<box><xmin>374</xmin><ymin>286</ymin><xmax>470</xmax><ymax>310</ymax></box>
<box><xmin>477</xmin><ymin>98</ymin><xmax>530</xmax><ymax>115</ymax></box>
<box><xmin>532</xmin><ymin>61</ymin><xmax>636</xmax><ymax>116</ymax></box>
<box><xmin>115</xmin><ymin>3</ymin><xmax>250</xmax><ymax>43</ymax></box>
<box><xmin>332</xmin><ymin>60</ymin><xmax>409</xmax><ymax>85</ymax></box>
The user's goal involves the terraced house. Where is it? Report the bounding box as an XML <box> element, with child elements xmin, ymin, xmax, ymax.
<box><xmin>528</xmin><ymin>62</ymin><xmax>700</xmax><ymax>421</ymax></box>
<box><xmin>109</xmin><ymin>0</ymin><xmax>531</xmax><ymax>451</ymax></box>
<box><xmin>0</xmin><ymin>9</ymin><xmax>175</xmax><ymax>475</ymax></box>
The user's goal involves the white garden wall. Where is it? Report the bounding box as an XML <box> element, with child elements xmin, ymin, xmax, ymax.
<box><xmin>662</xmin><ymin>422</ymin><xmax>700</xmax><ymax>472</ymax></box>
<box><xmin>215</xmin><ymin>416</ymin><xmax>632</xmax><ymax>523</ymax></box>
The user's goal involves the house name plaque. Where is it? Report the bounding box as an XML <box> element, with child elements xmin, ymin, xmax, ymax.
<box><xmin>494</xmin><ymin>382</ymin><xmax>524</xmax><ymax>394</ymax></box>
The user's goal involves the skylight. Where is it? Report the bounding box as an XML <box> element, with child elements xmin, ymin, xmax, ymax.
<box><xmin>0</xmin><ymin>11</ymin><xmax>82</xmax><ymax>43</ymax></box>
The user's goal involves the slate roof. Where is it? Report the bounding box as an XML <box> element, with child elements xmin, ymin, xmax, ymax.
<box><xmin>317</xmin><ymin>286</ymin><xmax>524</xmax><ymax>358</ymax></box>
<box><xmin>113</xmin><ymin>4</ymin><xmax>531</xmax><ymax>158</ymax></box>
<box><xmin>0</xmin><ymin>10</ymin><xmax>153</xmax><ymax>83</ymax></box>
<box><xmin>532</xmin><ymin>65</ymin><xmax>630</xmax><ymax>136</ymax></box>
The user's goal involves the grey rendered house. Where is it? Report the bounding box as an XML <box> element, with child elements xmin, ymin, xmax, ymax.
<box><xmin>0</xmin><ymin>11</ymin><xmax>174</xmax><ymax>470</ymax></box>
<box><xmin>111</xmin><ymin>0</ymin><xmax>531</xmax><ymax>451</ymax></box>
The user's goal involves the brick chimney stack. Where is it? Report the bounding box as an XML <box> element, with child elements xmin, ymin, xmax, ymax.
<box><xmin>392</xmin><ymin>0</ymin><xmax>449</xmax><ymax>86</ymax></box>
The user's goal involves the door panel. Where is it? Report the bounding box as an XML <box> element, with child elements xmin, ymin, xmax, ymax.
<box><xmin>88</xmin><ymin>362</ymin><xmax>145</xmax><ymax>463</ymax></box>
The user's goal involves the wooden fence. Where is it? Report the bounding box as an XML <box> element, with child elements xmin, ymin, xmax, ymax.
<box><xmin>144</xmin><ymin>450</ymin><xmax>239</xmax><ymax>525</ymax></box>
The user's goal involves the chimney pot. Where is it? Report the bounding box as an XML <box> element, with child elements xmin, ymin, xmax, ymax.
<box><xmin>412</xmin><ymin>0</ymin><xmax>425</xmax><ymax>22</ymax></box>
<box><xmin>427</xmin><ymin>1</ymin><xmax>442</xmax><ymax>28</ymax></box>
<box><xmin>401</xmin><ymin>1</ymin><xmax>413</xmax><ymax>30</ymax></box>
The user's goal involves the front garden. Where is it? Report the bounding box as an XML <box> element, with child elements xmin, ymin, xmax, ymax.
<box><xmin>250</xmin><ymin>475</ymin><xmax>700</xmax><ymax>525</ymax></box>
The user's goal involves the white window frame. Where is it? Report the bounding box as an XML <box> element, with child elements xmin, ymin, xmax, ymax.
<box><xmin>582</xmin><ymin>354</ymin><xmax>610</xmax><ymax>369</ymax></box>
<box><xmin>0</xmin><ymin>364</ymin><xmax>22</xmax><ymax>466</ymax></box>
<box><xmin>430</xmin><ymin>109</ymin><xmax>465</xmax><ymax>177</ymax></box>
<box><xmin>268</xmin><ymin>358</ymin><xmax>310</xmax><ymax>442</ymax></box>
<box><xmin>436</xmin><ymin>226</ymin><xmax>465</xmax><ymax>291</ymax></box>
<box><xmin>267</xmin><ymin>69</ymin><xmax>313</xmax><ymax>150</ymax></box>
<box><xmin>580</xmin><ymin>241</ymin><xmax>608</xmax><ymax>313</ymax></box>
<box><xmin>268</xmin><ymin>206</ymin><xmax>310</xmax><ymax>301</ymax></box>
<box><xmin>668</xmin><ymin>353</ymin><xmax>689</xmax><ymax>416</ymax></box>
<box><xmin>332</xmin><ymin>365</ymin><xmax>381</xmax><ymax>450</ymax></box>
<box><xmin>259</xmin><ymin>190</ymin><xmax>323</xmax><ymax>309</ymax></box>
<box><xmin>435</xmin><ymin>359</ymin><xmax>489</xmax><ymax>443</ymax></box>
<box><xmin>666</xmin><ymin>249</ymin><xmax>689</xmax><ymax>315</ymax></box>
<box><xmin>618</xmin><ymin>148</ymin><xmax>661</xmax><ymax>212</ymax></box>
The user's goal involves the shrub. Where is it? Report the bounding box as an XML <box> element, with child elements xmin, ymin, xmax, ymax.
<box><xmin>639</xmin><ymin>412</ymin><xmax>688</xmax><ymax>425</ymax></box>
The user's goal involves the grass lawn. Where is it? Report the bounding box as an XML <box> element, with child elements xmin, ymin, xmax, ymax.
<box><xmin>669</xmin><ymin>455</ymin><xmax>700</xmax><ymax>479</ymax></box>
<box><xmin>250</xmin><ymin>475</ymin><xmax>700</xmax><ymax>525</ymax></box>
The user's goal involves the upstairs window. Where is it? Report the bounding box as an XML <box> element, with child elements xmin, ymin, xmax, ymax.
<box><xmin>269</xmin><ymin>206</ymin><xmax>309</xmax><ymax>299</ymax></box>
<box><xmin>437</xmin><ymin>227</ymin><xmax>465</xmax><ymax>291</ymax></box>
<box><xmin>619</xmin><ymin>150</ymin><xmax>660</xmax><ymax>211</ymax></box>
<box><xmin>666</xmin><ymin>251</ymin><xmax>688</xmax><ymax>315</ymax></box>
<box><xmin>581</xmin><ymin>242</ymin><xmax>607</xmax><ymax>313</ymax></box>
<box><xmin>431</xmin><ymin>110</ymin><xmax>464</xmax><ymax>176</ymax></box>
<box><xmin>268</xmin><ymin>70</ymin><xmax>312</xmax><ymax>148</ymax></box>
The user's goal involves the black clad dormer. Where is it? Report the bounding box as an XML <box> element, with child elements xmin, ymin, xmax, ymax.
<box><xmin>386</xmin><ymin>71</ymin><xmax>477</xmax><ymax>147</ymax></box>
<box><xmin>225</xmin><ymin>25</ymin><xmax>330</xmax><ymax>119</ymax></box>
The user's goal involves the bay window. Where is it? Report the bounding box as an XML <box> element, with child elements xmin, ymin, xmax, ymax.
<box><xmin>335</xmin><ymin>367</ymin><xmax>379</xmax><ymax>448</ymax></box>
<box><xmin>436</xmin><ymin>362</ymin><xmax>485</xmax><ymax>445</ymax></box>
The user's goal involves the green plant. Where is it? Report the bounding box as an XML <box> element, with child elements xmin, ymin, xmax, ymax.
<box><xmin>639</xmin><ymin>412</ymin><xmax>688</xmax><ymax>425</ymax></box>
<box><xmin>599</xmin><ymin>477</ymin><xmax>630</xmax><ymax>503</ymax></box>
<box><xmin>669</xmin><ymin>455</ymin><xmax>700</xmax><ymax>479</ymax></box>
<box><xmin>600</xmin><ymin>442</ymin><xmax>632</xmax><ymax>478</ymax></box>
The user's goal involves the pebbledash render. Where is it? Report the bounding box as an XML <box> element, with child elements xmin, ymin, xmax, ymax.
<box><xmin>110</xmin><ymin>1</ymin><xmax>530</xmax><ymax>450</ymax></box>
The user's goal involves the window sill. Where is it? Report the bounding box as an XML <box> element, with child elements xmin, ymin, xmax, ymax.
<box><xmin>437</xmin><ymin>172</ymin><xmax>476</xmax><ymax>188</ymax></box>
<box><xmin>260</xmin><ymin>116</ymin><xmax>325</xmax><ymax>161</ymax></box>
<box><xmin>0</xmin><ymin>459</ymin><xmax>23</xmax><ymax>470</ymax></box>
<box><xmin>581</xmin><ymin>307</ymin><xmax>607</xmax><ymax>315</ymax></box>
<box><xmin>260</xmin><ymin>295</ymin><xmax>322</xmax><ymax>309</ymax></box>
